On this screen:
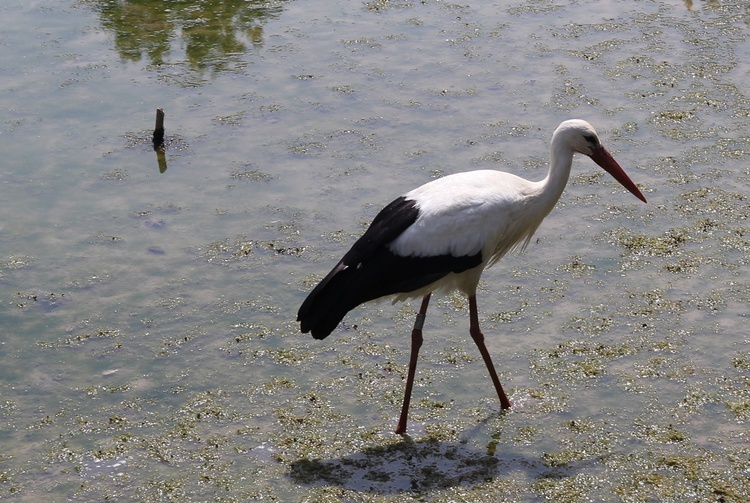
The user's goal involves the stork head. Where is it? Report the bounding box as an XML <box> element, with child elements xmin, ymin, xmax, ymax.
<box><xmin>554</xmin><ymin>119</ymin><xmax>647</xmax><ymax>203</ymax></box>
<box><xmin>553</xmin><ymin>119</ymin><xmax>603</xmax><ymax>156</ymax></box>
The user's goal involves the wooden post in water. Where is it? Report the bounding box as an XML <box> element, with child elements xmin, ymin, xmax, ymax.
<box><xmin>152</xmin><ymin>108</ymin><xmax>167</xmax><ymax>173</ymax></box>
<box><xmin>152</xmin><ymin>108</ymin><xmax>165</xmax><ymax>149</ymax></box>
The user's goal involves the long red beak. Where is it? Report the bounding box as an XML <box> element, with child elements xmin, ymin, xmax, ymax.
<box><xmin>589</xmin><ymin>145</ymin><xmax>647</xmax><ymax>203</ymax></box>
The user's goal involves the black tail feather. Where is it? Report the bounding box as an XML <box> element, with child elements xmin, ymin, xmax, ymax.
<box><xmin>297</xmin><ymin>248</ymin><xmax>481</xmax><ymax>339</ymax></box>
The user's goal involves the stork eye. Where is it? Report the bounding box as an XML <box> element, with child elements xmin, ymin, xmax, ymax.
<box><xmin>583</xmin><ymin>134</ymin><xmax>598</xmax><ymax>145</ymax></box>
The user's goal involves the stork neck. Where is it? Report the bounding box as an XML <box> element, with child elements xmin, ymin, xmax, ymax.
<box><xmin>538</xmin><ymin>143</ymin><xmax>575</xmax><ymax>211</ymax></box>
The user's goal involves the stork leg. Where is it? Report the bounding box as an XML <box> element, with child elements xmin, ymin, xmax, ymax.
<box><xmin>395</xmin><ymin>293</ymin><xmax>431</xmax><ymax>434</ymax></box>
<box><xmin>469</xmin><ymin>294</ymin><xmax>512</xmax><ymax>410</ymax></box>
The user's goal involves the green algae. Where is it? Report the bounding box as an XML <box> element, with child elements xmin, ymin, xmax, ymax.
<box><xmin>2</xmin><ymin>0</ymin><xmax>750</xmax><ymax>502</ymax></box>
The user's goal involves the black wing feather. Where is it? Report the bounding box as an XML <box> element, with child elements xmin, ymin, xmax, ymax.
<box><xmin>297</xmin><ymin>196</ymin><xmax>482</xmax><ymax>339</ymax></box>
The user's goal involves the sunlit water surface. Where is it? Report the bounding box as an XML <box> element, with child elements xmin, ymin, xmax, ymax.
<box><xmin>1</xmin><ymin>0</ymin><xmax>748</xmax><ymax>501</ymax></box>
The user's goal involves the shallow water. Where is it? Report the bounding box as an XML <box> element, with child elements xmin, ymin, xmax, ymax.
<box><xmin>1</xmin><ymin>0</ymin><xmax>748</xmax><ymax>501</ymax></box>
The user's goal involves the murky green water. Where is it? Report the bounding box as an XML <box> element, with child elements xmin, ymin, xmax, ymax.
<box><xmin>1</xmin><ymin>0</ymin><xmax>748</xmax><ymax>501</ymax></box>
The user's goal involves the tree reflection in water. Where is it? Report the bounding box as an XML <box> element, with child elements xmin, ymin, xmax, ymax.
<box><xmin>84</xmin><ymin>0</ymin><xmax>286</xmax><ymax>80</ymax></box>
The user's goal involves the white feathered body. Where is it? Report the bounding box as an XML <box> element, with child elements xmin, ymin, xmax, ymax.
<box><xmin>390</xmin><ymin>169</ymin><xmax>564</xmax><ymax>301</ymax></box>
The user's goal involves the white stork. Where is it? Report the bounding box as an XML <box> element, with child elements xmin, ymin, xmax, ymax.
<box><xmin>297</xmin><ymin>119</ymin><xmax>647</xmax><ymax>434</ymax></box>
